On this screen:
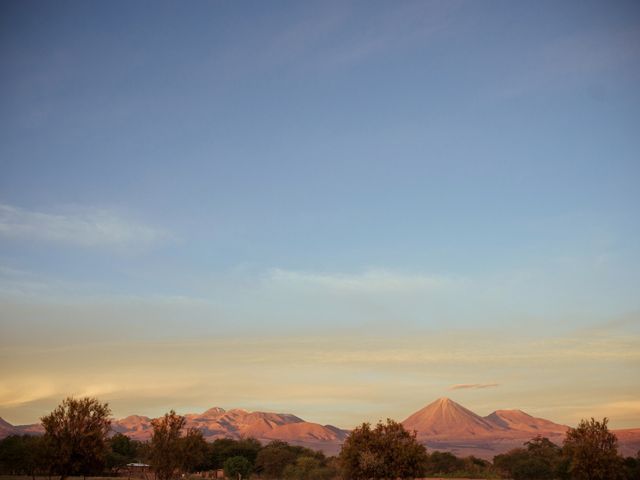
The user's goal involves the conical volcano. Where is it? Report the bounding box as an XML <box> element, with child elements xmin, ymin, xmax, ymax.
<box><xmin>402</xmin><ymin>397</ymin><xmax>503</xmax><ymax>439</ymax></box>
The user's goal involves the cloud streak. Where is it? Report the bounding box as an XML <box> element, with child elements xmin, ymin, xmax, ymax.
<box><xmin>0</xmin><ymin>204</ymin><xmax>168</xmax><ymax>249</ymax></box>
<box><xmin>268</xmin><ymin>268</ymin><xmax>455</xmax><ymax>294</ymax></box>
<box><xmin>496</xmin><ymin>27</ymin><xmax>640</xmax><ymax>98</ymax></box>
<box><xmin>449</xmin><ymin>383</ymin><xmax>499</xmax><ymax>390</ymax></box>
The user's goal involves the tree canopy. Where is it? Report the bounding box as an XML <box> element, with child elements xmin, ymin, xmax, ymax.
<box><xmin>106</xmin><ymin>432</ymin><xmax>141</xmax><ymax>472</ymax></box>
<box><xmin>40</xmin><ymin>396</ymin><xmax>111</xmax><ymax>479</ymax></box>
<box><xmin>224</xmin><ymin>455</ymin><xmax>253</xmax><ymax>480</ymax></box>
<box><xmin>150</xmin><ymin>410</ymin><xmax>187</xmax><ymax>480</ymax></box>
<box><xmin>493</xmin><ymin>435</ymin><xmax>566</xmax><ymax>480</ymax></box>
<box><xmin>339</xmin><ymin>419</ymin><xmax>428</xmax><ymax>480</ymax></box>
<box><xmin>562</xmin><ymin>417</ymin><xmax>622</xmax><ymax>480</ymax></box>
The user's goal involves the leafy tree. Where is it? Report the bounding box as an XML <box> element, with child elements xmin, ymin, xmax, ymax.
<box><xmin>224</xmin><ymin>455</ymin><xmax>253</xmax><ymax>480</ymax></box>
<box><xmin>494</xmin><ymin>436</ymin><xmax>564</xmax><ymax>480</ymax></box>
<box><xmin>209</xmin><ymin>437</ymin><xmax>262</xmax><ymax>469</ymax></box>
<box><xmin>494</xmin><ymin>448</ymin><xmax>528</xmax><ymax>478</ymax></box>
<box><xmin>135</xmin><ymin>440</ymin><xmax>153</xmax><ymax>463</ymax></box>
<box><xmin>0</xmin><ymin>435</ymin><xmax>25</xmax><ymax>474</ymax></box>
<box><xmin>562</xmin><ymin>418</ymin><xmax>622</xmax><ymax>480</ymax></box>
<box><xmin>621</xmin><ymin>453</ymin><xmax>640</xmax><ymax>480</ymax></box>
<box><xmin>339</xmin><ymin>419</ymin><xmax>428</xmax><ymax>480</ymax></box>
<box><xmin>425</xmin><ymin>451</ymin><xmax>465</xmax><ymax>475</ymax></box>
<box><xmin>283</xmin><ymin>455</ymin><xmax>335</xmax><ymax>480</ymax></box>
<box><xmin>459</xmin><ymin>455</ymin><xmax>493</xmax><ymax>477</ymax></box>
<box><xmin>150</xmin><ymin>410</ymin><xmax>186</xmax><ymax>480</ymax></box>
<box><xmin>255</xmin><ymin>441</ymin><xmax>299</xmax><ymax>478</ymax></box>
<box><xmin>20</xmin><ymin>435</ymin><xmax>50</xmax><ymax>479</ymax></box>
<box><xmin>179</xmin><ymin>427</ymin><xmax>209</xmax><ymax>472</ymax></box>
<box><xmin>41</xmin><ymin>396</ymin><xmax>111</xmax><ymax>479</ymax></box>
<box><xmin>106</xmin><ymin>433</ymin><xmax>140</xmax><ymax>473</ymax></box>
<box><xmin>526</xmin><ymin>435</ymin><xmax>562</xmax><ymax>458</ymax></box>
<box><xmin>0</xmin><ymin>434</ymin><xmax>50</xmax><ymax>477</ymax></box>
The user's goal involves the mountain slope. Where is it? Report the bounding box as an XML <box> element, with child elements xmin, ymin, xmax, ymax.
<box><xmin>0</xmin><ymin>417</ymin><xmax>17</xmax><ymax>437</ymax></box>
<box><xmin>402</xmin><ymin>398</ymin><xmax>593</xmax><ymax>459</ymax></box>
<box><xmin>484</xmin><ymin>409</ymin><xmax>568</xmax><ymax>435</ymax></box>
<box><xmin>111</xmin><ymin>407</ymin><xmax>348</xmax><ymax>454</ymax></box>
<box><xmin>402</xmin><ymin>397</ymin><xmax>504</xmax><ymax>438</ymax></box>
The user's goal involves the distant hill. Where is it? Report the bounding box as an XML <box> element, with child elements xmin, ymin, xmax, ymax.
<box><xmin>112</xmin><ymin>407</ymin><xmax>347</xmax><ymax>454</ymax></box>
<box><xmin>1</xmin><ymin>398</ymin><xmax>639</xmax><ymax>459</ymax></box>
<box><xmin>484</xmin><ymin>409</ymin><xmax>568</xmax><ymax>435</ymax></box>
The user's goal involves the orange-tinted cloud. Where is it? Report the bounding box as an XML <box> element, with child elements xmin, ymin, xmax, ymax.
<box><xmin>449</xmin><ymin>383</ymin><xmax>499</xmax><ymax>390</ymax></box>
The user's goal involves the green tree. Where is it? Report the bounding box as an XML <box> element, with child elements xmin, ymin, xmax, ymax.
<box><xmin>106</xmin><ymin>433</ymin><xmax>140</xmax><ymax>473</ymax></box>
<box><xmin>339</xmin><ymin>419</ymin><xmax>428</xmax><ymax>480</ymax></box>
<box><xmin>0</xmin><ymin>435</ymin><xmax>27</xmax><ymax>475</ymax></box>
<box><xmin>209</xmin><ymin>437</ymin><xmax>262</xmax><ymax>469</ymax></box>
<box><xmin>255</xmin><ymin>441</ymin><xmax>299</xmax><ymax>478</ymax></box>
<box><xmin>179</xmin><ymin>427</ymin><xmax>209</xmax><ymax>472</ymax></box>
<box><xmin>562</xmin><ymin>418</ymin><xmax>622</xmax><ymax>480</ymax></box>
<box><xmin>494</xmin><ymin>436</ymin><xmax>564</xmax><ymax>480</ymax></box>
<box><xmin>282</xmin><ymin>455</ymin><xmax>335</xmax><ymax>480</ymax></box>
<box><xmin>425</xmin><ymin>451</ymin><xmax>465</xmax><ymax>475</ymax></box>
<box><xmin>40</xmin><ymin>396</ymin><xmax>111</xmax><ymax>479</ymax></box>
<box><xmin>224</xmin><ymin>455</ymin><xmax>253</xmax><ymax>480</ymax></box>
<box><xmin>459</xmin><ymin>456</ymin><xmax>493</xmax><ymax>477</ymax></box>
<box><xmin>0</xmin><ymin>434</ymin><xmax>49</xmax><ymax>477</ymax></box>
<box><xmin>150</xmin><ymin>410</ymin><xmax>186</xmax><ymax>480</ymax></box>
<box><xmin>621</xmin><ymin>453</ymin><xmax>640</xmax><ymax>480</ymax></box>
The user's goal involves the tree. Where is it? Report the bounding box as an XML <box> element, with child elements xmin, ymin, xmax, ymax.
<box><xmin>179</xmin><ymin>428</ymin><xmax>209</xmax><ymax>472</ymax></box>
<box><xmin>224</xmin><ymin>455</ymin><xmax>253</xmax><ymax>480</ymax></box>
<box><xmin>562</xmin><ymin>417</ymin><xmax>622</xmax><ymax>480</ymax></box>
<box><xmin>106</xmin><ymin>433</ymin><xmax>140</xmax><ymax>473</ymax></box>
<box><xmin>621</xmin><ymin>453</ymin><xmax>640</xmax><ymax>480</ymax></box>
<box><xmin>339</xmin><ymin>419</ymin><xmax>428</xmax><ymax>480</ymax></box>
<box><xmin>493</xmin><ymin>436</ymin><xmax>564</xmax><ymax>480</ymax></box>
<box><xmin>209</xmin><ymin>437</ymin><xmax>262</xmax><ymax>469</ymax></box>
<box><xmin>283</xmin><ymin>455</ymin><xmax>335</xmax><ymax>480</ymax></box>
<box><xmin>425</xmin><ymin>451</ymin><xmax>464</xmax><ymax>475</ymax></box>
<box><xmin>254</xmin><ymin>440</ymin><xmax>322</xmax><ymax>478</ymax></box>
<box><xmin>0</xmin><ymin>434</ymin><xmax>50</xmax><ymax>477</ymax></box>
<box><xmin>150</xmin><ymin>410</ymin><xmax>186</xmax><ymax>480</ymax></box>
<box><xmin>40</xmin><ymin>396</ymin><xmax>111</xmax><ymax>479</ymax></box>
<box><xmin>255</xmin><ymin>441</ymin><xmax>299</xmax><ymax>478</ymax></box>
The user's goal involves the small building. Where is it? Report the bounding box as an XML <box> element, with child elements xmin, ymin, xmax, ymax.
<box><xmin>126</xmin><ymin>462</ymin><xmax>151</xmax><ymax>480</ymax></box>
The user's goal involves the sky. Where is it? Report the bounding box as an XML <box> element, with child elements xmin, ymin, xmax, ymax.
<box><xmin>0</xmin><ymin>0</ymin><xmax>639</xmax><ymax>429</ymax></box>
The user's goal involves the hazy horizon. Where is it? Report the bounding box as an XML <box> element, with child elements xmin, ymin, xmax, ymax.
<box><xmin>1</xmin><ymin>1</ymin><xmax>639</xmax><ymax>430</ymax></box>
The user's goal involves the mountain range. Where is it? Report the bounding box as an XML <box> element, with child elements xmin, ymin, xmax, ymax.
<box><xmin>1</xmin><ymin>397</ymin><xmax>639</xmax><ymax>459</ymax></box>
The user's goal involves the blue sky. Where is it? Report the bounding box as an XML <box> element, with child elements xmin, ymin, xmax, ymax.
<box><xmin>1</xmin><ymin>0</ymin><xmax>639</xmax><ymax>427</ymax></box>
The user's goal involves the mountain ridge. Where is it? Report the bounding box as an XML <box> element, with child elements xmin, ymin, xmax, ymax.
<box><xmin>403</xmin><ymin>397</ymin><xmax>507</xmax><ymax>438</ymax></box>
<box><xmin>1</xmin><ymin>398</ymin><xmax>638</xmax><ymax>459</ymax></box>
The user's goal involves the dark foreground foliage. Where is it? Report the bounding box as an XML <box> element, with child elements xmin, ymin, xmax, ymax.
<box><xmin>493</xmin><ymin>420</ymin><xmax>640</xmax><ymax>480</ymax></box>
<box><xmin>339</xmin><ymin>419</ymin><xmax>428</xmax><ymax>480</ymax></box>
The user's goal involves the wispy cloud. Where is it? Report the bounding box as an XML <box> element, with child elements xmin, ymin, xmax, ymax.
<box><xmin>497</xmin><ymin>27</ymin><xmax>640</xmax><ymax>98</ymax></box>
<box><xmin>0</xmin><ymin>204</ymin><xmax>169</xmax><ymax>249</ymax></box>
<box><xmin>449</xmin><ymin>383</ymin><xmax>499</xmax><ymax>390</ymax></box>
<box><xmin>268</xmin><ymin>268</ymin><xmax>455</xmax><ymax>294</ymax></box>
<box><xmin>233</xmin><ymin>1</ymin><xmax>460</xmax><ymax>74</ymax></box>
